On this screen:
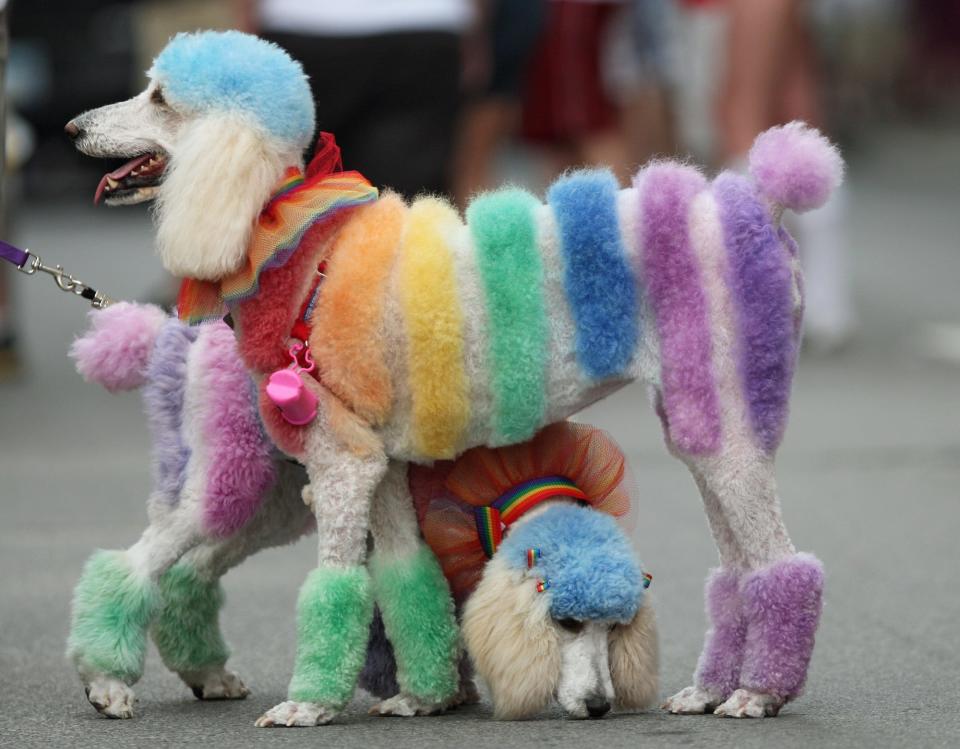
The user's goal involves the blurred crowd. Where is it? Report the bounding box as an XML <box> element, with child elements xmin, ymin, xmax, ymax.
<box><xmin>1</xmin><ymin>0</ymin><xmax>959</xmax><ymax>377</ymax></box>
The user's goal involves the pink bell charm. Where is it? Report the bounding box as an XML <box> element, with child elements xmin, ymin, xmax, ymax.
<box><xmin>266</xmin><ymin>342</ymin><xmax>318</xmax><ymax>426</ymax></box>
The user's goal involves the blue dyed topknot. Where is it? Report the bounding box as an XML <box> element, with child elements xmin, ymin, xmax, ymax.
<box><xmin>501</xmin><ymin>504</ymin><xmax>644</xmax><ymax>623</ymax></box>
<box><xmin>149</xmin><ymin>31</ymin><xmax>315</xmax><ymax>149</ymax></box>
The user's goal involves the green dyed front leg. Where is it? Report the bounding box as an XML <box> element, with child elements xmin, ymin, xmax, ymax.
<box><xmin>68</xmin><ymin>550</ymin><xmax>158</xmax><ymax>686</ymax></box>
<box><xmin>151</xmin><ymin>561</ymin><xmax>249</xmax><ymax>700</ymax></box>
<box><xmin>371</xmin><ymin>545</ymin><xmax>459</xmax><ymax>708</ymax></box>
<box><xmin>289</xmin><ymin>565</ymin><xmax>374</xmax><ymax>704</ymax></box>
<box><xmin>68</xmin><ymin>550</ymin><xmax>158</xmax><ymax>719</ymax></box>
<box><xmin>152</xmin><ymin>562</ymin><xmax>228</xmax><ymax>672</ymax></box>
<box><xmin>257</xmin><ymin>565</ymin><xmax>374</xmax><ymax>726</ymax></box>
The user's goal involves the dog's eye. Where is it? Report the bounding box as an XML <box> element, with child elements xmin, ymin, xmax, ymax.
<box><xmin>151</xmin><ymin>87</ymin><xmax>167</xmax><ymax>107</ymax></box>
<box><xmin>556</xmin><ymin>618</ymin><xmax>584</xmax><ymax>633</ymax></box>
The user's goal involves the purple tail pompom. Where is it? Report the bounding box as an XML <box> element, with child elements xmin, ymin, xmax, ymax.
<box><xmin>694</xmin><ymin>568</ymin><xmax>746</xmax><ymax>699</ymax></box>
<box><xmin>749</xmin><ymin>122</ymin><xmax>844</xmax><ymax>214</ymax></box>
<box><xmin>70</xmin><ymin>302</ymin><xmax>168</xmax><ymax>392</ymax></box>
<box><xmin>739</xmin><ymin>552</ymin><xmax>825</xmax><ymax>700</ymax></box>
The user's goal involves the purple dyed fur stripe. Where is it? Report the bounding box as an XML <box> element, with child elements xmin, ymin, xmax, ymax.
<box><xmin>739</xmin><ymin>553</ymin><xmax>824</xmax><ymax>700</ymax></box>
<box><xmin>715</xmin><ymin>173</ymin><xmax>798</xmax><ymax>453</ymax></box>
<box><xmin>198</xmin><ymin>323</ymin><xmax>276</xmax><ymax>537</ymax></box>
<box><xmin>637</xmin><ymin>164</ymin><xmax>721</xmax><ymax>455</ymax></box>
<box><xmin>694</xmin><ymin>568</ymin><xmax>746</xmax><ymax>699</ymax></box>
<box><xmin>143</xmin><ymin>320</ymin><xmax>198</xmax><ymax>504</ymax></box>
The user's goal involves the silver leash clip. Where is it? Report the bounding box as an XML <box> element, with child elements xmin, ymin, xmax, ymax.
<box><xmin>16</xmin><ymin>249</ymin><xmax>113</xmax><ymax>308</ymax></box>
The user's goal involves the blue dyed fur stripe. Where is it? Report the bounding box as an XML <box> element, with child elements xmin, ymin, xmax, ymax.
<box><xmin>547</xmin><ymin>170</ymin><xmax>640</xmax><ymax>379</ymax></box>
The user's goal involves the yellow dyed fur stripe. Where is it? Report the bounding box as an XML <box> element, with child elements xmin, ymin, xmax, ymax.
<box><xmin>398</xmin><ymin>198</ymin><xmax>470</xmax><ymax>458</ymax></box>
<box><xmin>311</xmin><ymin>195</ymin><xmax>405</xmax><ymax>425</ymax></box>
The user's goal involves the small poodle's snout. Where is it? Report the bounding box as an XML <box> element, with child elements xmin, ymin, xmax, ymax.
<box><xmin>585</xmin><ymin>696</ymin><xmax>611</xmax><ymax>719</ymax></box>
<box><xmin>64</xmin><ymin>120</ymin><xmax>82</xmax><ymax>141</ymax></box>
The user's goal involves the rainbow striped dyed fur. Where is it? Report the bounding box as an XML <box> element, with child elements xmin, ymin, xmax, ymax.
<box><xmin>66</xmin><ymin>31</ymin><xmax>838</xmax><ymax>725</ymax></box>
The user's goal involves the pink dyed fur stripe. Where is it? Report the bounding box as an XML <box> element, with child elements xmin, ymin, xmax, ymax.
<box><xmin>197</xmin><ymin>323</ymin><xmax>276</xmax><ymax>537</ymax></box>
<box><xmin>688</xmin><ymin>190</ymin><xmax>758</xmax><ymax>453</ymax></box>
<box><xmin>636</xmin><ymin>164</ymin><xmax>721</xmax><ymax>455</ymax></box>
<box><xmin>70</xmin><ymin>302</ymin><xmax>168</xmax><ymax>392</ymax></box>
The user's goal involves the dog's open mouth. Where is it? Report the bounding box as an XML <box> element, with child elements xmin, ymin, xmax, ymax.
<box><xmin>94</xmin><ymin>153</ymin><xmax>167</xmax><ymax>206</ymax></box>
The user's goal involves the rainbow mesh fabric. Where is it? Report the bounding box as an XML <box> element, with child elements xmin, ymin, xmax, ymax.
<box><xmin>177</xmin><ymin>168</ymin><xmax>378</xmax><ymax>324</ymax></box>
<box><xmin>409</xmin><ymin>422</ymin><xmax>637</xmax><ymax>603</ymax></box>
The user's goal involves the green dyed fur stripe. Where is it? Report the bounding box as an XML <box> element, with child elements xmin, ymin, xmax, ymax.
<box><xmin>467</xmin><ymin>188</ymin><xmax>548</xmax><ymax>443</ymax></box>
<box><xmin>151</xmin><ymin>562</ymin><xmax>229</xmax><ymax>673</ymax></box>
<box><xmin>371</xmin><ymin>545</ymin><xmax>460</xmax><ymax>703</ymax></box>
<box><xmin>67</xmin><ymin>550</ymin><xmax>157</xmax><ymax>684</ymax></box>
<box><xmin>288</xmin><ymin>565</ymin><xmax>374</xmax><ymax>707</ymax></box>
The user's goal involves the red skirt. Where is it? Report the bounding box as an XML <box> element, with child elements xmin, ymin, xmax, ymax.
<box><xmin>521</xmin><ymin>1</ymin><xmax>620</xmax><ymax>144</ymax></box>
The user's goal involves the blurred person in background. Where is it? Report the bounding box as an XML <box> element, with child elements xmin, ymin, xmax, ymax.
<box><xmin>680</xmin><ymin>0</ymin><xmax>855</xmax><ymax>351</ymax></box>
<box><xmin>452</xmin><ymin>0</ymin><xmax>546</xmax><ymax>209</ymax></box>
<box><xmin>242</xmin><ymin>0</ymin><xmax>474</xmax><ymax>199</ymax></box>
<box><xmin>454</xmin><ymin>0</ymin><xmax>678</xmax><ymax>203</ymax></box>
<box><xmin>520</xmin><ymin>0</ymin><xmax>635</xmax><ymax>184</ymax></box>
<box><xmin>517</xmin><ymin>0</ymin><xmax>678</xmax><ymax>187</ymax></box>
<box><xmin>614</xmin><ymin>0</ymin><xmax>680</xmax><ymax>168</ymax></box>
<box><xmin>907</xmin><ymin>0</ymin><xmax>960</xmax><ymax>109</ymax></box>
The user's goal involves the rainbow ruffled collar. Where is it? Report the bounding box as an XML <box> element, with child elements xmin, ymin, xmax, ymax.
<box><xmin>177</xmin><ymin>166</ymin><xmax>377</xmax><ymax>325</ymax></box>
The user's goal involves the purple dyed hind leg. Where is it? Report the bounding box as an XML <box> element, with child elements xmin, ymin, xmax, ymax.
<box><xmin>724</xmin><ymin>551</ymin><xmax>824</xmax><ymax>717</ymax></box>
<box><xmin>682</xmin><ymin>449</ymin><xmax>823</xmax><ymax>718</ymax></box>
<box><xmin>663</xmin><ymin>474</ymin><xmax>749</xmax><ymax>714</ymax></box>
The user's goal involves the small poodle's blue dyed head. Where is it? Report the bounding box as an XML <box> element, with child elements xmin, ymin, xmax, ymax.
<box><xmin>500</xmin><ymin>505</ymin><xmax>645</xmax><ymax>623</ymax></box>
<box><xmin>149</xmin><ymin>31</ymin><xmax>315</xmax><ymax>151</ymax></box>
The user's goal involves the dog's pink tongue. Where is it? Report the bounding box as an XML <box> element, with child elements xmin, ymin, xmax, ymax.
<box><xmin>93</xmin><ymin>154</ymin><xmax>153</xmax><ymax>205</ymax></box>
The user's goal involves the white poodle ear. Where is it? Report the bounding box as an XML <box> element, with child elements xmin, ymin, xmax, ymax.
<box><xmin>155</xmin><ymin>113</ymin><xmax>291</xmax><ymax>280</ymax></box>
<box><xmin>609</xmin><ymin>598</ymin><xmax>659</xmax><ymax>710</ymax></box>
<box><xmin>462</xmin><ymin>557</ymin><xmax>560</xmax><ymax>719</ymax></box>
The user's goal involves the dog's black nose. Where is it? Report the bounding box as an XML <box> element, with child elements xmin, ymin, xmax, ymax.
<box><xmin>586</xmin><ymin>698</ymin><xmax>611</xmax><ymax>719</ymax></box>
<box><xmin>64</xmin><ymin>120</ymin><xmax>81</xmax><ymax>140</ymax></box>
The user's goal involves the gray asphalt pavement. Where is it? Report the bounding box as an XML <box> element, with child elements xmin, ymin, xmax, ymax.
<box><xmin>1</xmin><ymin>125</ymin><xmax>958</xmax><ymax>748</ymax></box>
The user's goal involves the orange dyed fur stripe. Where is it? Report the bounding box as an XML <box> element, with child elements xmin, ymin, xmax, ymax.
<box><xmin>310</xmin><ymin>195</ymin><xmax>405</xmax><ymax>425</ymax></box>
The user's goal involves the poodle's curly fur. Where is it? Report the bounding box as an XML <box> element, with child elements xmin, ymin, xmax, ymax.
<box><xmin>65</xmin><ymin>30</ymin><xmax>838</xmax><ymax>724</ymax></box>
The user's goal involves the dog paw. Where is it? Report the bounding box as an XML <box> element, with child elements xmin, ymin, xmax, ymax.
<box><xmin>451</xmin><ymin>679</ymin><xmax>481</xmax><ymax>708</ymax></box>
<box><xmin>183</xmin><ymin>666</ymin><xmax>250</xmax><ymax>700</ymax></box>
<box><xmin>714</xmin><ymin>688</ymin><xmax>783</xmax><ymax>718</ymax></box>
<box><xmin>368</xmin><ymin>693</ymin><xmax>446</xmax><ymax>717</ymax></box>
<box><xmin>85</xmin><ymin>677</ymin><xmax>136</xmax><ymax>719</ymax></box>
<box><xmin>255</xmin><ymin>700</ymin><xmax>336</xmax><ymax>727</ymax></box>
<box><xmin>662</xmin><ymin>685</ymin><xmax>722</xmax><ymax>715</ymax></box>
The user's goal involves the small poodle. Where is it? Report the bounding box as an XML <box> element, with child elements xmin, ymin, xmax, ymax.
<box><xmin>409</xmin><ymin>422</ymin><xmax>658</xmax><ymax>720</ymax></box>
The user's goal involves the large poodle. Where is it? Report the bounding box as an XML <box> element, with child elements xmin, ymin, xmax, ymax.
<box><xmin>66</xmin><ymin>30</ymin><xmax>838</xmax><ymax>725</ymax></box>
